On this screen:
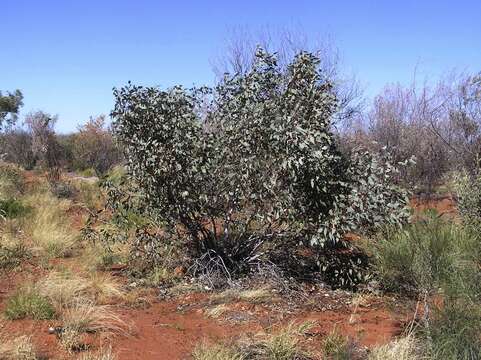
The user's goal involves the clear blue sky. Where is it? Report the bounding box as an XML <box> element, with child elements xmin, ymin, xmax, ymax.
<box><xmin>2</xmin><ymin>0</ymin><xmax>480</xmax><ymax>133</ymax></box>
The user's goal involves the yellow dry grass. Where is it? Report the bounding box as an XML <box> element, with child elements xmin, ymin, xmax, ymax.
<box><xmin>0</xmin><ymin>335</ymin><xmax>37</xmax><ymax>360</ymax></box>
<box><xmin>37</xmin><ymin>271</ymin><xmax>125</xmax><ymax>310</ymax></box>
<box><xmin>23</xmin><ymin>192</ymin><xmax>77</xmax><ymax>258</ymax></box>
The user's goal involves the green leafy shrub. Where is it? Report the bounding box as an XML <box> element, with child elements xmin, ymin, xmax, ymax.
<box><xmin>111</xmin><ymin>48</ymin><xmax>408</xmax><ymax>285</ymax></box>
<box><xmin>4</xmin><ymin>288</ymin><xmax>56</xmax><ymax>320</ymax></box>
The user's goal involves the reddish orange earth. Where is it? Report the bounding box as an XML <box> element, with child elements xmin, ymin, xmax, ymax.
<box><xmin>2</xmin><ymin>185</ymin><xmax>447</xmax><ymax>359</ymax></box>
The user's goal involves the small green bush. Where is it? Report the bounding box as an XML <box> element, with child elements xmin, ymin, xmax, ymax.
<box><xmin>369</xmin><ymin>218</ymin><xmax>469</xmax><ymax>294</ymax></box>
<box><xmin>4</xmin><ymin>288</ymin><xmax>56</xmax><ymax>320</ymax></box>
<box><xmin>0</xmin><ymin>198</ymin><xmax>30</xmax><ymax>218</ymax></box>
<box><xmin>0</xmin><ymin>243</ymin><xmax>29</xmax><ymax>269</ymax></box>
<box><xmin>322</xmin><ymin>330</ymin><xmax>354</xmax><ymax>360</ymax></box>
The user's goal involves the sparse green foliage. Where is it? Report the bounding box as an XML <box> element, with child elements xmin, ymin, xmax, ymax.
<box><xmin>0</xmin><ymin>242</ymin><xmax>29</xmax><ymax>269</ymax></box>
<box><xmin>322</xmin><ymin>330</ymin><xmax>353</xmax><ymax>360</ymax></box>
<box><xmin>0</xmin><ymin>198</ymin><xmax>30</xmax><ymax>218</ymax></box>
<box><xmin>0</xmin><ymin>90</ymin><xmax>23</xmax><ymax>130</ymax></box>
<box><xmin>453</xmin><ymin>169</ymin><xmax>481</xmax><ymax>228</ymax></box>
<box><xmin>426</xmin><ymin>300</ymin><xmax>481</xmax><ymax>360</ymax></box>
<box><xmin>4</xmin><ymin>288</ymin><xmax>56</xmax><ymax>320</ymax></box>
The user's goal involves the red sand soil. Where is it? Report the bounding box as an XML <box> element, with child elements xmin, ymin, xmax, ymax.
<box><xmin>2</xmin><ymin>180</ymin><xmax>440</xmax><ymax>359</ymax></box>
<box><xmin>0</xmin><ymin>262</ymin><xmax>410</xmax><ymax>359</ymax></box>
<box><xmin>410</xmin><ymin>194</ymin><xmax>458</xmax><ymax>219</ymax></box>
<box><xmin>110</xmin><ymin>295</ymin><xmax>408</xmax><ymax>359</ymax></box>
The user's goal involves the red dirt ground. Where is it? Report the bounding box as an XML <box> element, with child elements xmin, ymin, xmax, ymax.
<box><xmin>410</xmin><ymin>194</ymin><xmax>458</xmax><ymax>219</ymax></box>
<box><xmin>0</xmin><ymin>192</ymin><xmax>454</xmax><ymax>359</ymax></box>
<box><xmin>0</xmin><ymin>260</ymin><xmax>410</xmax><ymax>359</ymax></box>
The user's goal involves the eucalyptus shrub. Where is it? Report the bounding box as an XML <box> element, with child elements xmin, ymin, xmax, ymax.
<box><xmin>111</xmin><ymin>49</ymin><xmax>408</xmax><ymax>280</ymax></box>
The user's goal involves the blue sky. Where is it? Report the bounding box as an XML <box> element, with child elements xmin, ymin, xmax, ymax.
<box><xmin>2</xmin><ymin>0</ymin><xmax>480</xmax><ymax>133</ymax></box>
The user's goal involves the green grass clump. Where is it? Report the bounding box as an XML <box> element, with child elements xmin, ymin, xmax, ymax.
<box><xmin>0</xmin><ymin>198</ymin><xmax>30</xmax><ymax>218</ymax></box>
<box><xmin>4</xmin><ymin>288</ymin><xmax>56</xmax><ymax>320</ymax></box>
<box><xmin>192</xmin><ymin>343</ymin><xmax>244</xmax><ymax>360</ymax></box>
<box><xmin>322</xmin><ymin>330</ymin><xmax>353</xmax><ymax>360</ymax></box>
<box><xmin>0</xmin><ymin>243</ymin><xmax>29</xmax><ymax>269</ymax></box>
<box><xmin>427</xmin><ymin>300</ymin><xmax>481</xmax><ymax>360</ymax></box>
<box><xmin>79</xmin><ymin>168</ymin><xmax>97</xmax><ymax>178</ymax></box>
<box><xmin>368</xmin><ymin>215</ymin><xmax>481</xmax><ymax>359</ymax></box>
<box><xmin>368</xmin><ymin>217</ymin><xmax>474</xmax><ymax>294</ymax></box>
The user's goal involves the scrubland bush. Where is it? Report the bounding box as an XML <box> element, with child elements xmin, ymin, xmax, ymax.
<box><xmin>70</xmin><ymin>116</ymin><xmax>122</xmax><ymax>175</ymax></box>
<box><xmin>111</xmin><ymin>49</ymin><xmax>408</xmax><ymax>287</ymax></box>
<box><xmin>453</xmin><ymin>169</ymin><xmax>481</xmax><ymax>228</ymax></box>
<box><xmin>0</xmin><ymin>129</ymin><xmax>36</xmax><ymax>170</ymax></box>
<box><xmin>351</xmin><ymin>72</ymin><xmax>481</xmax><ymax>191</ymax></box>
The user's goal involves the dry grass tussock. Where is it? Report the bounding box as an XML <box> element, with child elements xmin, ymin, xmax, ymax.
<box><xmin>368</xmin><ymin>334</ymin><xmax>426</xmax><ymax>360</ymax></box>
<box><xmin>23</xmin><ymin>192</ymin><xmax>77</xmax><ymax>258</ymax></box>
<box><xmin>193</xmin><ymin>321</ymin><xmax>316</xmax><ymax>360</ymax></box>
<box><xmin>80</xmin><ymin>243</ymin><xmax>128</xmax><ymax>273</ymax></box>
<box><xmin>206</xmin><ymin>304</ymin><xmax>229</xmax><ymax>318</ymax></box>
<box><xmin>37</xmin><ymin>271</ymin><xmax>125</xmax><ymax>309</ymax></box>
<box><xmin>0</xmin><ymin>335</ymin><xmax>37</xmax><ymax>360</ymax></box>
<box><xmin>59</xmin><ymin>298</ymin><xmax>131</xmax><ymax>352</ymax></box>
<box><xmin>212</xmin><ymin>287</ymin><xmax>273</xmax><ymax>304</ymax></box>
<box><xmin>61</xmin><ymin>298</ymin><xmax>130</xmax><ymax>335</ymax></box>
<box><xmin>192</xmin><ymin>342</ymin><xmax>245</xmax><ymax>360</ymax></box>
<box><xmin>79</xmin><ymin>347</ymin><xmax>116</xmax><ymax>360</ymax></box>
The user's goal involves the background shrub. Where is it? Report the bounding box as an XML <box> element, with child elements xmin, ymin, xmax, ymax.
<box><xmin>70</xmin><ymin>116</ymin><xmax>122</xmax><ymax>175</ymax></box>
